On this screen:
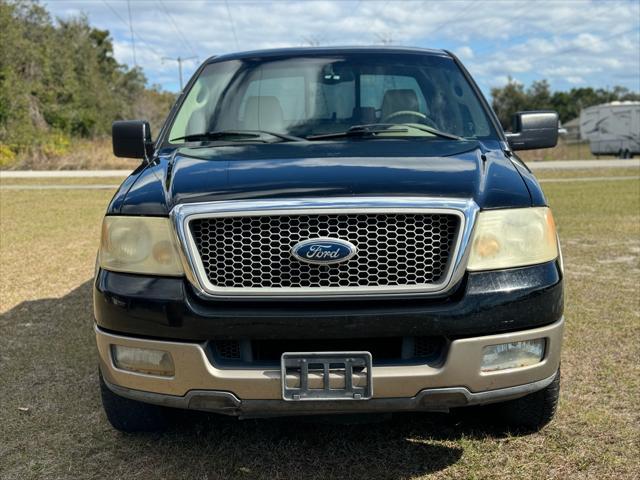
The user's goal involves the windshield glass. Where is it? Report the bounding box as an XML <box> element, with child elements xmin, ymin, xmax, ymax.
<box><xmin>167</xmin><ymin>53</ymin><xmax>497</xmax><ymax>143</ymax></box>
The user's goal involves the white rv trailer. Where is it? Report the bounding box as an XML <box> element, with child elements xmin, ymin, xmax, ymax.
<box><xmin>579</xmin><ymin>101</ymin><xmax>640</xmax><ymax>158</ymax></box>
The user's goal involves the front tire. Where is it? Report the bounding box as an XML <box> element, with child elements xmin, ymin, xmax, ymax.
<box><xmin>493</xmin><ymin>370</ymin><xmax>560</xmax><ymax>432</ymax></box>
<box><xmin>99</xmin><ymin>371</ymin><xmax>171</xmax><ymax>432</ymax></box>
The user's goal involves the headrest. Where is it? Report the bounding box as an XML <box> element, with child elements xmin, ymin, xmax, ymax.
<box><xmin>242</xmin><ymin>96</ymin><xmax>284</xmax><ymax>130</ymax></box>
<box><xmin>381</xmin><ymin>89</ymin><xmax>420</xmax><ymax>119</ymax></box>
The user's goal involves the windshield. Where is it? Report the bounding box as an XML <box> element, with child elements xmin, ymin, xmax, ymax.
<box><xmin>167</xmin><ymin>53</ymin><xmax>497</xmax><ymax>143</ymax></box>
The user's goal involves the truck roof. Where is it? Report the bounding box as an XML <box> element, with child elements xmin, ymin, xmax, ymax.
<box><xmin>205</xmin><ymin>46</ymin><xmax>451</xmax><ymax>64</ymax></box>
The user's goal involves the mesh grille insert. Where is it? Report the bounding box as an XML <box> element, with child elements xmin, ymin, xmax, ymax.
<box><xmin>189</xmin><ymin>213</ymin><xmax>459</xmax><ymax>290</ymax></box>
<box><xmin>214</xmin><ymin>340</ymin><xmax>241</xmax><ymax>359</ymax></box>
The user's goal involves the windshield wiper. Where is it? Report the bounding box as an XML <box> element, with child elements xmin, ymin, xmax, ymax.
<box><xmin>170</xmin><ymin>129</ymin><xmax>306</xmax><ymax>143</ymax></box>
<box><xmin>306</xmin><ymin>124</ymin><xmax>408</xmax><ymax>140</ymax></box>
<box><xmin>306</xmin><ymin>123</ymin><xmax>463</xmax><ymax>141</ymax></box>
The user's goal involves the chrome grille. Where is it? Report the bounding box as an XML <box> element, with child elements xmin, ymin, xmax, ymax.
<box><xmin>189</xmin><ymin>213</ymin><xmax>460</xmax><ymax>290</ymax></box>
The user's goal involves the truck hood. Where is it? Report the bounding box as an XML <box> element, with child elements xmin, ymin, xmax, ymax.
<box><xmin>115</xmin><ymin>140</ymin><xmax>533</xmax><ymax>215</ymax></box>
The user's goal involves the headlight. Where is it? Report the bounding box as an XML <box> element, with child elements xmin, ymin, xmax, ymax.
<box><xmin>467</xmin><ymin>207</ymin><xmax>558</xmax><ymax>271</ymax></box>
<box><xmin>99</xmin><ymin>216</ymin><xmax>184</xmax><ymax>275</ymax></box>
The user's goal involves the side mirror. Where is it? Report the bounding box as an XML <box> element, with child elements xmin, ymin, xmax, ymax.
<box><xmin>112</xmin><ymin>120</ymin><xmax>152</xmax><ymax>159</ymax></box>
<box><xmin>506</xmin><ymin>111</ymin><xmax>559</xmax><ymax>151</ymax></box>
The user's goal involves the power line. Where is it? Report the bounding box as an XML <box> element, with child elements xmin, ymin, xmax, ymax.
<box><xmin>428</xmin><ymin>0</ymin><xmax>486</xmax><ymax>36</ymax></box>
<box><xmin>157</xmin><ymin>0</ymin><xmax>198</xmax><ymax>58</ymax></box>
<box><xmin>101</xmin><ymin>0</ymin><xmax>164</xmax><ymax>59</ymax></box>
<box><xmin>224</xmin><ymin>0</ymin><xmax>240</xmax><ymax>50</ymax></box>
<box><xmin>126</xmin><ymin>0</ymin><xmax>137</xmax><ymax>67</ymax></box>
<box><xmin>369</xmin><ymin>1</ymin><xmax>395</xmax><ymax>44</ymax></box>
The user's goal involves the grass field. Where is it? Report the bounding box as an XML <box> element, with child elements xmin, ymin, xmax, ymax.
<box><xmin>1</xmin><ymin>171</ymin><xmax>639</xmax><ymax>479</ymax></box>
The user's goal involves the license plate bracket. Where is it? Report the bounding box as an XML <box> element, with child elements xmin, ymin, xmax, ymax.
<box><xmin>281</xmin><ymin>351</ymin><xmax>373</xmax><ymax>401</ymax></box>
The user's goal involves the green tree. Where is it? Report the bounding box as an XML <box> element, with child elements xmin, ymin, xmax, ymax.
<box><xmin>526</xmin><ymin>80</ymin><xmax>552</xmax><ymax>110</ymax></box>
<box><xmin>491</xmin><ymin>78</ymin><xmax>640</xmax><ymax>128</ymax></box>
<box><xmin>0</xmin><ymin>0</ymin><xmax>152</xmax><ymax>153</ymax></box>
<box><xmin>491</xmin><ymin>77</ymin><xmax>528</xmax><ymax>129</ymax></box>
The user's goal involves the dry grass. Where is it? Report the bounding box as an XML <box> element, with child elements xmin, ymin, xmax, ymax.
<box><xmin>534</xmin><ymin>167</ymin><xmax>640</xmax><ymax>179</ymax></box>
<box><xmin>0</xmin><ymin>176</ymin><xmax>127</xmax><ymax>186</ymax></box>
<box><xmin>1</xmin><ymin>137</ymin><xmax>622</xmax><ymax>172</ymax></box>
<box><xmin>5</xmin><ymin>137</ymin><xmax>135</xmax><ymax>171</ymax></box>
<box><xmin>0</xmin><ymin>189</ymin><xmax>111</xmax><ymax>312</ymax></box>
<box><xmin>518</xmin><ymin>140</ymin><xmax>603</xmax><ymax>162</ymax></box>
<box><xmin>0</xmin><ymin>173</ymin><xmax>639</xmax><ymax>479</ymax></box>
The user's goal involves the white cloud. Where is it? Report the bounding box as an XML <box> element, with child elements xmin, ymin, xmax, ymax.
<box><xmin>488</xmin><ymin>75</ymin><xmax>512</xmax><ymax>89</ymax></box>
<box><xmin>503</xmin><ymin>59</ymin><xmax>533</xmax><ymax>73</ymax></box>
<box><xmin>41</xmin><ymin>0</ymin><xmax>640</xmax><ymax>93</ymax></box>
<box><xmin>541</xmin><ymin>66</ymin><xmax>599</xmax><ymax>77</ymax></box>
<box><xmin>571</xmin><ymin>33</ymin><xmax>607</xmax><ymax>53</ymax></box>
<box><xmin>455</xmin><ymin>46</ymin><xmax>474</xmax><ymax>60</ymax></box>
<box><xmin>565</xmin><ymin>76</ymin><xmax>585</xmax><ymax>84</ymax></box>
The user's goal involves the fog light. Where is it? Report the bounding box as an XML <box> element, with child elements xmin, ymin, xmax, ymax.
<box><xmin>111</xmin><ymin>345</ymin><xmax>175</xmax><ymax>376</ymax></box>
<box><xmin>481</xmin><ymin>339</ymin><xmax>545</xmax><ymax>372</ymax></box>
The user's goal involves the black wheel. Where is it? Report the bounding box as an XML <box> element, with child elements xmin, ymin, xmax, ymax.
<box><xmin>99</xmin><ymin>371</ymin><xmax>171</xmax><ymax>432</ymax></box>
<box><xmin>492</xmin><ymin>370</ymin><xmax>560</xmax><ymax>432</ymax></box>
<box><xmin>623</xmin><ymin>149</ymin><xmax>631</xmax><ymax>159</ymax></box>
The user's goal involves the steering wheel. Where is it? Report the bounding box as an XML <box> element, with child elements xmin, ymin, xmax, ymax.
<box><xmin>381</xmin><ymin>110</ymin><xmax>438</xmax><ymax>128</ymax></box>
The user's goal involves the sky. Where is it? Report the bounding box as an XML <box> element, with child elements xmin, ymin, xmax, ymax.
<box><xmin>43</xmin><ymin>0</ymin><xmax>640</xmax><ymax>97</ymax></box>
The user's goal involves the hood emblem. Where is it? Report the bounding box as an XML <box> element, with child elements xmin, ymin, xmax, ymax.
<box><xmin>291</xmin><ymin>238</ymin><xmax>357</xmax><ymax>265</ymax></box>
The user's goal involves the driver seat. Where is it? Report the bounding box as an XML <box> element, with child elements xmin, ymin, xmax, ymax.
<box><xmin>380</xmin><ymin>89</ymin><xmax>420</xmax><ymax>120</ymax></box>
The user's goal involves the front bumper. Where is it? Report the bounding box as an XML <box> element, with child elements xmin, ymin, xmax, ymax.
<box><xmin>97</xmin><ymin>317</ymin><xmax>564</xmax><ymax>416</ymax></box>
<box><xmin>94</xmin><ymin>260</ymin><xmax>563</xmax><ymax>340</ymax></box>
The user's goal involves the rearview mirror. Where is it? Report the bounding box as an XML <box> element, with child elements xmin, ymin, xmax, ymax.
<box><xmin>112</xmin><ymin>120</ymin><xmax>152</xmax><ymax>159</ymax></box>
<box><xmin>320</xmin><ymin>64</ymin><xmax>355</xmax><ymax>84</ymax></box>
<box><xmin>506</xmin><ymin>111</ymin><xmax>559</xmax><ymax>151</ymax></box>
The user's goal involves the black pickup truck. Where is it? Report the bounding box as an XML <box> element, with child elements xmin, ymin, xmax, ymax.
<box><xmin>95</xmin><ymin>47</ymin><xmax>564</xmax><ymax>432</ymax></box>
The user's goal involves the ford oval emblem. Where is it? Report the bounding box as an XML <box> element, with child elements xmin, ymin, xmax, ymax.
<box><xmin>291</xmin><ymin>238</ymin><xmax>357</xmax><ymax>265</ymax></box>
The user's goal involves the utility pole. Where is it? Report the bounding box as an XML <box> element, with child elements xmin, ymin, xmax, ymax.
<box><xmin>162</xmin><ymin>56</ymin><xmax>197</xmax><ymax>90</ymax></box>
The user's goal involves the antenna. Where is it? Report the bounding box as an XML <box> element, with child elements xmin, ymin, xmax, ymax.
<box><xmin>375</xmin><ymin>32</ymin><xmax>393</xmax><ymax>45</ymax></box>
<box><xmin>302</xmin><ymin>35</ymin><xmax>322</xmax><ymax>47</ymax></box>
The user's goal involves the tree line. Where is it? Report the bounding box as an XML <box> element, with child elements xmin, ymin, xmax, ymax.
<box><xmin>491</xmin><ymin>78</ymin><xmax>640</xmax><ymax>129</ymax></box>
<box><xmin>0</xmin><ymin>0</ymin><xmax>175</xmax><ymax>166</ymax></box>
<box><xmin>1</xmin><ymin>0</ymin><xmax>638</xmax><ymax>167</ymax></box>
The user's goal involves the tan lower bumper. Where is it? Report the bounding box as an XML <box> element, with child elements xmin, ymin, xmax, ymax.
<box><xmin>96</xmin><ymin>317</ymin><xmax>563</xmax><ymax>400</ymax></box>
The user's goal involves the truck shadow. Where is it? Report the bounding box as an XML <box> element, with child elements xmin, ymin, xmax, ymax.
<box><xmin>1</xmin><ymin>280</ymin><xmax>523</xmax><ymax>479</ymax></box>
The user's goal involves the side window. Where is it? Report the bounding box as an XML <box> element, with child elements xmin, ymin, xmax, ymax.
<box><xmin>360</xmin><ymin>75</ymin><xmax>427</xmax><ymax>114</ymax></box>
<box><xmin>168</xmin><ymin>60</ymin><xmax>241</xmax><ymax>142</ymax></box>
